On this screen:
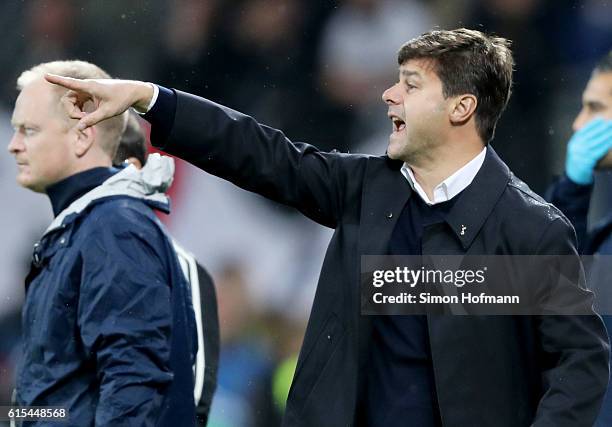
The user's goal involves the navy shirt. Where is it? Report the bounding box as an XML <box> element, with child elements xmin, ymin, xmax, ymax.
<box><xmin>365</xmin><ymin>194</ymin><xmax>458</xmax><ymax>427</ymax></box>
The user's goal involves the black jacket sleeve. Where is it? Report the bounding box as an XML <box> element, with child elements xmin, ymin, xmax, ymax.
<box><xmin>545</xmin><ymin>175</ymin><xmax>593</xmax><ymax>253</ymax></box>
<box><xmin>532</xmin><ymin>217</ymin><xmax>610</xmax><ymax>427</ymax></box>
<box><xmin>145</xmin><ymin>90</ymin><xmax>369</xmax><ymax>228</ymax></box>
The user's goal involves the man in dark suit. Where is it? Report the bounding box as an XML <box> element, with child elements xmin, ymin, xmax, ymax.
<box><xmin>46</xmin><ymin>29</ymin><xmax>609</xmax><ymax>426</ymax></box>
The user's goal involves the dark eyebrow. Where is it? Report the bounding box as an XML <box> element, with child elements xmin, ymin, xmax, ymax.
<box><xmin>400</xmin><ymin>70</ymin><xmax>422</xmax><ymax>81</ymax></box>
<box><xmin>585</xmin><ymin>100</ymin><xmax>605</xmax><ymax>109</ymax></box>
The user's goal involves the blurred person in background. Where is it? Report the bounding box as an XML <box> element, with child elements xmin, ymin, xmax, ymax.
<box><xmin>466</xmin><ymin>0</ymin><xmax>562</xmax><ymax>193</ymax></box>
<box><xmin>155</xmin><ymin>0</ymin><xmax>323</xmax><ymax>148</ymax></box>
<box><xmin>265</xmin><ymin>313</ymin><xmax>306</xmax><ymax>422</ymax></box>
<box><xmin>112</xmin><ymin>112</ymin><xmax>149</xmax><ymax>169</ymax></box>
<box><xmin>114</xmin><ymin>112</ymin><xmax>220</xmax><ymax>426</ymax></box>
<box><xmin>318</xmin><ymin>0</ymin><xmax>434</xmax><ymax>152</ymax></box>
<box><xmin>153</xmin><ymin>0</ymin><xmax>221</xmax><ymax>98</ymax></box>
<box><xmin>547</xmin><ymin>50</ymin><xmax>612</xmax><ymax>427</ymax></box>
<box><xmin>0</xmin><ymin>0</ymin><xmax>79</xmax><ymax>108</ymax></box>
<box><xmin>548</xmin><ymin>51</ymin><xmax>612</xmax><ymax>253</ymax></box>
<box><xmin>8</xmin><ymin>60</ymin><xmax>198</xmax><ymax>426</ymax></box>
<box><xmin>153</xmin><ymin>1</ymin><xmax>336</xmax><ymax>317</ymax></box>
<box><xmin>207</xmin><ymin>262</ymin><xmax>276</xmax><ymax>427</ymax></box>
<box><xmin>46</xmin><ymin>28</ymin><xmax>609</xmax><ymax>426</ymax></box>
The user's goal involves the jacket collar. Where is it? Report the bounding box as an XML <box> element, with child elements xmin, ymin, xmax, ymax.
<box><xmin>43</xmin><ymin>154</ymin><xmax>175</xmax><ymax>237</ymax></box>
<box><xmin>443</xmin><ymin>146</ymin><xmax>511</xmax><ymax>249</ymax></box>
<box><xmin>401</xmin><ymin>147</ymin><xmax>487</xmax><ymax>205</ymax></box>
<box><xmin>357</xmin><ymin>155</ymin><xmax>410</xmax><ymax>258</ymax></box>
<box><xmin>359</xmin><ymin>146</ymin><xmax>511</xmax><ymax>255</ymax></box>
<box><xmin>46</xmin><ymin>167</ymin><xmax>117</xmax><ymax>217</ymax></box>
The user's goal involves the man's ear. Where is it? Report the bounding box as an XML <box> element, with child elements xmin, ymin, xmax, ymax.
<box><xmin>449</xmin><ymin>94</ymin><xmax>478</xmax><ymax>125</ymax></box>
<box><xmin>74</xmin><ymin>125</ymin><xmax>96</xmax><ymax>157</ymax></box>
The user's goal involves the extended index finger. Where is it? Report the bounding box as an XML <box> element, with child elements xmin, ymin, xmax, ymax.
<box><xmin>45</xmin><ymin>73</ymin><xmax>89</xmax><ymax>93</ymax></box>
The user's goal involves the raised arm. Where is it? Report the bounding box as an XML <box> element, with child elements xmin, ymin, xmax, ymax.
<box><xmin>45</xmin><ymin>75</ymin><xmax>368</xmax><ymax>227</ymax></box>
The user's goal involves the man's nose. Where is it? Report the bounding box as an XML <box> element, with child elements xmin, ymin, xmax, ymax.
<box><xmin>8</xmin><ymin>132</ymin><xmax>23</xmax><ymax>154</ymax></box>
<box><xmin>572</xmin><ymin>109</ymin><xmax>589</xmax><ymax>132</ymax></box>
<box><xmin>382</xmin><ymin>84</ymin><xmax>401</xmax><ymax>105</ymax></box>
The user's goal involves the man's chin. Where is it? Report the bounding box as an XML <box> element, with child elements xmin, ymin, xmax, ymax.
<box><xmin>386</xmin><ymin>138</ymin><xmax>403</xmax><ymax>160</ymax></box>
<box><xmin>17</xmin><ymin>175</ymin><xmax>45</xmax><ymax>193</ymax></box>
<box><xmin>387</xmin><ymin>140</ymin><xmax>414</xmax><ymax>162</ymax></box>
<box><xmin>387</xmin><ymin>150</ymin><xmax>401</xmax><ymax>160</ymax></box>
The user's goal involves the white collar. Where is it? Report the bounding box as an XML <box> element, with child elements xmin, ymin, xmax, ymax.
<box><xmin>401</xmin><ymin>147</ymin><xmax>487</xmax><ymax>205</ymax></box>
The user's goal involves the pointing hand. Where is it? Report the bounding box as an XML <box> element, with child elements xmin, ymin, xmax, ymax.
<box><xmin>44</xmin><ymin>74</ymin><xmax>154</xmax><ymax>130</ymax></box>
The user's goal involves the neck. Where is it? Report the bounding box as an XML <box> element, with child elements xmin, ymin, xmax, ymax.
<box><xmin>69</xmin><ymin>157</ymin><xmax>113</xmax><ymax>176</ymax></box>
<box><xmin>407</xmin><ymin>141</ymin><xmax>484</xmax><ymax>200</ymax></box>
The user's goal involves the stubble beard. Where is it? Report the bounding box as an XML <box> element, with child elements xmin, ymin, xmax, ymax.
<box><xmin>396</xmin><ymin>128</ymin><xmax>441</xmax><ymax>168</ymax></box>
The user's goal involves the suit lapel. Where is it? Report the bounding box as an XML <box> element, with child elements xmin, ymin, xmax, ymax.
<box><xmin>358</xmin><ymin>147</ymin><xmax>511</xmax><ymax>255</ymax></box>
<box><xmin>358</xmin><ymin>157</ymin><xmax>411</xmax><ymax>257</ymax></box>
<box><xmin>424</xmin><ymin>146</ymin><xmax>514</xmax><ymax>425</ymax></box>
<box><xmin>442</xmin><ymin>146</ymin><xmax>511</xmax><ymax>249</ymax></box>
<box><xmin>356</xmin><ymin>157</ymin><xmax>411</xmax><ymax>381</ymax></box>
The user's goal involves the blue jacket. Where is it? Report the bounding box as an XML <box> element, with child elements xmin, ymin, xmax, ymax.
<box><xmin>17</xmin><ymin>156</ymin><xmax>198</xmax><ymax>426</ymax></box>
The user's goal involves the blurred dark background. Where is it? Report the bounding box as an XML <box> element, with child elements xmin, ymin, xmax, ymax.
<box><xmin>0</xmin><ymin>1</ymin><xmax>610</xmax><ymax>426</ymax></box>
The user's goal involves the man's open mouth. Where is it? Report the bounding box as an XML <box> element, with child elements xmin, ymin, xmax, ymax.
<box><xmin>391</xmin><ymin>116</ymin><xmax>406</xmax><ymax>132</ymax></box>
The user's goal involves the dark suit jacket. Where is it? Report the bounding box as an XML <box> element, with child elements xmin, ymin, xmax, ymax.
<box><xmin>150</xmin><ymin>91</ymin><xmax>610</xmax><ymax>427</ymax></box>
<box><xmin>547</xmin><ymin>176</ymin><xmax>612</xmax><ymax>427</ymax></box>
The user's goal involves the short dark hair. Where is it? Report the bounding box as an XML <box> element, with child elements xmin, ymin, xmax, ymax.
<box><xmin>113</xmin><ymin>112</ymin><xmax>147</xmax><ymax>167</ymax></box>
<box><xmin>398</xmin><ymin>28</ymin><xmax>514</xmax><ymax>143</ymax></box>
<box><xmin>594</xmin><ymin>50</ymin><xmax>612</xmax><ymax>73</ymax></box>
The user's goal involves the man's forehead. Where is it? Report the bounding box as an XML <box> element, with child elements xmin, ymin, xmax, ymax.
<box><xmin>16</xmin><ymin>80</ymin><xmax>48</xmax><ymax>107</ymax></box>
<box><xmin>398</xmin><ymin>59</ymin><xmax>437</xmax><ymax>79</ymax></box>
<box><xmin>13</xmin><ymin>79</ymin><xmax>64</xmax><ymax>120</ymax></box>
<box><xmin>11</xmin><ymin>104</ymin><xmax>41</xmax><ymax>127</ymax></box>
<box><xmin>584</xmin><ymin>72</ymin><xmax>612</xmax><ymax>99</ymax></box>
<box><xmin>11</xmin><ymin>92</ymin><xmax>30</xmax><ymax>124</ymax></box>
